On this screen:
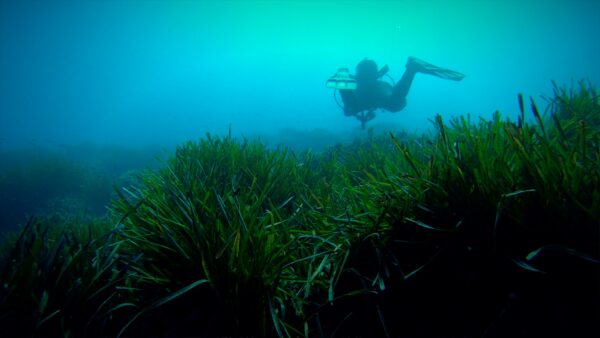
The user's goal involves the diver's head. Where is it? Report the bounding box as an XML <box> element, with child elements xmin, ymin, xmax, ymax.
<box><xmin>355</xmin><ymin>58</ymin><xmax>378</xmax><ymax>83</ymax></box>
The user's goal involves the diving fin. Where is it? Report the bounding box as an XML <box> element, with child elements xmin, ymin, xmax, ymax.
<box><xmin>407</xmin><ymin>56</ymin><xmax>465</xmax><ymax>81</ymax></box>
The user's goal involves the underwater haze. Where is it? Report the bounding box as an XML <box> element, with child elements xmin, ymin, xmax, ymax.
<box><xmin>1</xmin><ymin>1</ymin><xmax>600</xmax><ymax>336</ymax></box>
<box><xmin>1</xmin><ymin>0</ymin><xmax>599</xmax><ymax>149</ymax></box>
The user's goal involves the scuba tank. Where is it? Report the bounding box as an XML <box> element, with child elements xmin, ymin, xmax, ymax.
<box><xmin>326</xmin><ymin>61</ymin><xmax>394</xmax><ymax>130</ymax></box>
<box><xmin>326</xmin><ymin>64</ymin><xmax>391</xmax><ymax>90</ymax></box>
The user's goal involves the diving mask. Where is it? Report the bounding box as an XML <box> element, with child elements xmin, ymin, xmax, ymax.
<box><xmin>326</xmin><ymin>68</ymin><xmax>357</xmax><ymax>90</ymax></box>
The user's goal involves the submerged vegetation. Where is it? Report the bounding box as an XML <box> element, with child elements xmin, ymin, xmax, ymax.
<box><xmin>0</xmin><ymin>144</ymin><xmax>163</xmax><ymax>231</ymax></box>
<box><xmin>1</xmin><ymin>81</ymin><xmax>599</xmax><ymax>337</ymax></box>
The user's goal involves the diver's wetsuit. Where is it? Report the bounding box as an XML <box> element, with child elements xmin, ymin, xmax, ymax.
<box><xmin>338</xmin><ymin>61</ymin><xmax>418</xmax><ymax>116</ymax></box>
<box><xmin>337</xmin><ymin>57</ymin><xmax>464</xmax><ymax>121</ymax></box>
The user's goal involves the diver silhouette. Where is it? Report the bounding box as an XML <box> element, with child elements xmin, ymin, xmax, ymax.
<box><xmin>326</xmin><ymin>57</ymin><xmax>465</xmax><ymax>129</ymax></box>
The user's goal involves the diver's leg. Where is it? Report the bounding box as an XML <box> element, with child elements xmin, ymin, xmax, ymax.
<box><xmin>385</xmin><ymin>68</ymin><xmax>416</xmax><ymax>112</ymax></box>
<box><xmin>393</xmin><ymin>67</ymin><xmax>418</xmax><ymax>100</ymax></box>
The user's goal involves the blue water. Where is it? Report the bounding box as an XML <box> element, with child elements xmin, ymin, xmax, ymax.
<box><xmin>0</xmin><ymin>0</ymin><xmax>598</xmax><ymax>148</ymax></box>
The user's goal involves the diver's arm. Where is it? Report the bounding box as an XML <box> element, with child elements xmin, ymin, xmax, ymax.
<box><xmin>339</xmin><ymin>89</ymin><xmax>359</xmax><ymax>116</ymax></box>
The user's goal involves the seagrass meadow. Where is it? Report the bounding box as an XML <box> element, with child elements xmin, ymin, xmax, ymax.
<box><xmin>1</xmin><ymin>82</ymin><xmax>599</xmax><ymax>337</ymax></box>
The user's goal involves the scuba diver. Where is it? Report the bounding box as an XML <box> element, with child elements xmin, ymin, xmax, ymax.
<box><xmin>326</xmin><ymin>57</ymin><xmax>465</xmax><ymax>129</ymax></box>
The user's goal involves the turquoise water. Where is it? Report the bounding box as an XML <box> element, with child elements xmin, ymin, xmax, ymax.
<box><xmin>0</xmin><ymin>0</ymin><xmax>599</xmax><ymax>147</ymax></box>
<box><xmin>0</xmin><ymin>2</ymin><xmax>598</xmax><ymax>335</ymax></box>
